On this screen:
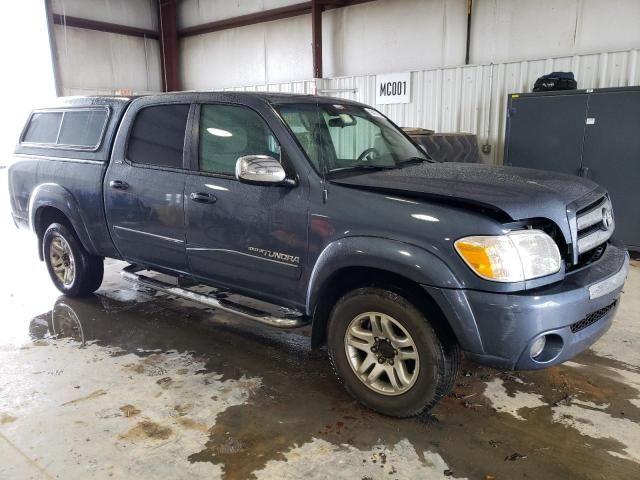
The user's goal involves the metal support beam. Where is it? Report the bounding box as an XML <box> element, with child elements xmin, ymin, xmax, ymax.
<box><xmin>179</xmin><ymin>0</ymin><xmax>376</xmax><ymax>38</ymax></box>
<box><xmin>180</xmin><ymin>2</ymin><xmax>309</xmax><ymax>37</ymax></box>
<box><xmin>158</xmin><ymin>0</ymin><xmax>179</xmax><ymax>92</ymax></box>
<box><xmin>51</xmin><ymin>14</ymin><xmax>159</xmax><ymax>39</ymax></box>
<box><xmin>312</xmin><ymin>0</ymin><xmax>323</xmax><ymax>79</ymax></box>
<box><xmin>45</xmin><ymin>0</ymin><xmax>62</xmax><ymax>96</ymax></box>
<box><xmin>465</xmin><ymin>0</ymin><xmax>473</xmax><ymax>65</ymax></box>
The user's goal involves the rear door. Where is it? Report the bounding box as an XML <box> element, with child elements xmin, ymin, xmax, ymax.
<box><xmin>184</xmin><ymin>103</ymin><xmax>308</xmax><ymax>302</ymax></box>
<box><xmin>105</xmin><ymin>102</ymin><xmax>191</xmax><ymax>273</ymax></box>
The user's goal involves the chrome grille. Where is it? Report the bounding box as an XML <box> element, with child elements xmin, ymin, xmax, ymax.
<box><xmin>575</xmin><ymin>196</ymin><xmax>614</xmax><ymax>255</ymax></box>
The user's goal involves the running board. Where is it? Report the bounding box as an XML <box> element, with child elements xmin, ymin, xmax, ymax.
<box><xmin>121</xmin><ymin>265</ymin><xmax>308</xmax><ymax>329</ymax></box>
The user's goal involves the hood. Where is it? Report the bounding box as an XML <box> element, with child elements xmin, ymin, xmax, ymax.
<box><xmin>330</xmin><ymin>162</ymin><xmax>605</xmax><ymax>243</ymax></box>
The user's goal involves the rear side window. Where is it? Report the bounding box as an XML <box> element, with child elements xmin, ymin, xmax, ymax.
<box><xmin>58</xmin><ymin>110</ymin><xmax>107</xmax><ymax>147</ymax></box>
<box><xmin>127</xmin><ymin>104</ymin><xmax>190</xmax><ymax>169</ymax></box>
<box><xmin>199</xmin><ymin>104</ymin><xmax>280</xmax><ymax>176</ymax></box>
<box><xmin>22</xmin><ymin>109</ymin><xmax>108</xmax><ymax>149</ymax></box>
<box><xmin>23</xmin><ymin>112</ymin><xmax>63</xmax><ymax>144</ymax></box>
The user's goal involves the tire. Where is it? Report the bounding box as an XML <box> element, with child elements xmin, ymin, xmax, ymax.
<box><xmin>42</xmin><ymin>223</ymin><xmax>104</xmax><ymax>297</ymax></box>
<box><xmin>327</xmin><ymin>287</ymin><xmax>460</xmax><ymax>417</ymax></box>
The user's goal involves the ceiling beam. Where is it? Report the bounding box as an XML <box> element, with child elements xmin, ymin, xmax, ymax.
<box><xmin>178</xmin><ymin>0</ymin><xmax>376</xmax><ymax>38</ymax></box>
<box><xmin>179</xmin><ymin>2</ymin><xmax>309</xmax><ymax>37</ymax></box>
<box><xmin>52</xmin><ymin>14</ymin><xmax>159</xmax><ymax>39</ymax></box>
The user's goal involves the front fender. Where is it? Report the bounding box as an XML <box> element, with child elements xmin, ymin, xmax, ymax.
<box><xmin>305</xmin><ymin>236</ymin><xmax>462</xmax><ymax>316</ymax></box>
<box><xmin>29</xmin><ymin>183</ymin><xmax>98</xmax><ymax>256</ymax></box>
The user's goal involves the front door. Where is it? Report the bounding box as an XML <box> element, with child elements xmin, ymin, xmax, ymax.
<box><xmin>185</xmin><ymin>103</ymin><xmax>308</xmax><ymax>303</ymax></box>
<box><xmin>105</xmin><ymin>103</ymin><xmax>191</xmax><ymax>273</ymax></box>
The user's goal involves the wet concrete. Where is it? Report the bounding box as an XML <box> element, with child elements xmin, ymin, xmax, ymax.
<box><xmin>1</xmin><ymin>175</ymin><xmax>639</xmax><ymax>479</ymax></box>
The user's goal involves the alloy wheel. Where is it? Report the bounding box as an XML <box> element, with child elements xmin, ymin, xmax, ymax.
<box><xmin>49</xmin><ymin>235</ymin><xmax>76</xmax><ymax>287</ymax></box>
<box><xmin>344</xmin><ymin>311</ymin><xmax>419</xmax><ymax>396</ymax></box>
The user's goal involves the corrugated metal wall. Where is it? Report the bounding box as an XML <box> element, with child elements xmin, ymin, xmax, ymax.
<box><xmin>223</xmin><ymin>49</ymin><xmax>640</xmax><ymax>165</ymax></box>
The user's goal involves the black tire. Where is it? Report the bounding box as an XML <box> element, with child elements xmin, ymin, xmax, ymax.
<box><xmin>42</xmin><ymin>223</ymin><xmax>104</xmax><ymax>297</ymax></box>
<box><xmin>327</xmin><ymin>287</ymin><xmax>460</xmax><ymax>417</ymax></box>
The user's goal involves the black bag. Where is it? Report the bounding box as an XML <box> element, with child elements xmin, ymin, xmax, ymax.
<box><xmin>533</xmin><ymin>72</ymin><xmax>577</xmax><ymax>92</ymax></box>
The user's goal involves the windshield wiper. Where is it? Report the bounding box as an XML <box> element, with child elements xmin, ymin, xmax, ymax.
<box><xmin>399</xmin><ymin>156</ymin><xmax>429</xmax><ymax>165</ymax></box>
<box><xmin>327</xmin><ymin>164</ymin><xmax>397</xmax><ymax>176</ymax></box>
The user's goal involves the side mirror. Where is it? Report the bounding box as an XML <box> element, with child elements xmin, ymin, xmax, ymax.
<box><xmin>235</xmin><ymin>155</ymin><xmax>290</xmax><ymax>186</ymax></box>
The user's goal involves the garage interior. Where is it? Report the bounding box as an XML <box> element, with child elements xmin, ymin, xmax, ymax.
<box><xmin>1</xmin><ymin>1</ymin><xmax>639</xmax><ymax>479</ymax></box>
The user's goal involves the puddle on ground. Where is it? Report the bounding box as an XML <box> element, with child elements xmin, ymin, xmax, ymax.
<box><xmin>1</xmin><ymin>292</ymin><xmax>639</xmax><ymax>479</ymax></box>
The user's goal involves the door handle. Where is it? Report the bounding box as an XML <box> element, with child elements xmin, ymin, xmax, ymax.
<box><xmin>109</xmin><ymin>180</ymin><xmax>129</xmax><ymax>190</ymax></box>
<box><xmin>189</xmin><ymin>192</ymin><xmax>217</xmax><ymax>204</ymax></box>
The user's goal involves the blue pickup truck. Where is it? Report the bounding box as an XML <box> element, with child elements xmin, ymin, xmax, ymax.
<box><xmin>8</xmin><ymin>92</ymin><xmax>629</xmax><ymax>417</ymax></box>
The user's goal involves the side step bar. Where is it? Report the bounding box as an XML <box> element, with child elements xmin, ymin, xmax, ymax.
<box><xmin>121</xmin><ymin>265</ymin><xmax>308</xmax><ymax>329</ymax></box>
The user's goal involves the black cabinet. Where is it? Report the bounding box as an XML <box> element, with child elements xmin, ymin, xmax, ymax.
<box><xmin>505</xmin><ymin>87</ymin><xmax>640</xmax><ymax>250</ymax></box>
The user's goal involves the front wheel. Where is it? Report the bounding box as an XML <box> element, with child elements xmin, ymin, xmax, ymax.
<box><xmin>43</xmin><ymin>223</ymin><xmax>104</xmax><ymax>297</ymax></box>
<box><xmin>327</xmin><ymin>287</ymin><xmax>460</xmax><ymax>417</ymax></box>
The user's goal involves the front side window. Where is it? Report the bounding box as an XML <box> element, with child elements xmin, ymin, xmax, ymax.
<box><xmin>199</xmin><ymin>104</ymin><xmax>280</xmax><ymax>176</ymax></box>
<box><xmin>127</xmin><ymin>104</ymin><xmax>190</xmax><ymax>168</ymax></box>
<box><xmin>278</xmin><ymin>103</ymin><xmax>428</xmax><ymax>175</ymax></box>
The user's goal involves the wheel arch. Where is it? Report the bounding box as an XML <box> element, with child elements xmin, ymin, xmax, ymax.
<box><xmin>307</xmin><ymin>237</ymin><xmax>463</xmax><ymax>349</ymax></box>
<box><xmin>29</xmin><ymin>184</ymin><xmax>97</xmax><ymax>260</ymax></box>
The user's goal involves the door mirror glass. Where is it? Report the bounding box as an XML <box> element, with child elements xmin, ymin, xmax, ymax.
<box><xmin>235</xmin><ymin>155</ymin><xmax>287</xmax><ymax>185</ymax></box>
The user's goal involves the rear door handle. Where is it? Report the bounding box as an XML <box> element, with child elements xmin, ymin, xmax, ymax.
<box><xmin>109</xmin><ymin>180</ymin><xmax>129</xmax><ymax>190</ymax></box>
<box><xmin>189</xmin><ymin>192</ymin><xmax>217</xmax><ymax>204</ymax></box>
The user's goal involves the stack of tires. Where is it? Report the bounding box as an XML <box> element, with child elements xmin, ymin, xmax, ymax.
<box><xmin>404</xmin><ymin>128</ymin><xmax>481</xmax><ymax>164</ymax></box>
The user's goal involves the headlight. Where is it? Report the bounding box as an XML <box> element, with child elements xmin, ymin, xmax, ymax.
<box><xmin>454</xmin><ymin>230</ymin><xmax>561</xmax><ymax>282</ymax></box>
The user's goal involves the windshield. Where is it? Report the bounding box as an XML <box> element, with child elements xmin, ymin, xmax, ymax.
<box><xmin>277</xmin><ymin>103</ymin><xmax>429</xmax><ymax>176</ymax></box>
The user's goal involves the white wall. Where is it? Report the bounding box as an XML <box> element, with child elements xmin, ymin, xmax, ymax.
<box><xmin>45</xmin><ymin>0</ymin><xmax>640</xmax><ymax>165</ymax></box>
<box><xmin>54</xmin><ymin>26</ymin><xmax>162</xmax><ymax>95</ymax></box>
<box><xmin>50</xmin><ymin>0</ymin><xmax>640</xmax><ymax>95</ymax></box>
<box><xmin>178</xmin><ymin>0</ymin><xmax>302</xmax><ymax>29</ymax></box>
<box><xmin>51</xmin><ymin>0</ymin><xmax>162</xmax><ymax>95</ymax></box>
<box><xmin>179</xmin><ymin>0</ymin><xmax>468</xmax><ymax>89</ymax></box>
<box><xmin>179</xmin><ymin>0</ymin><xmax>640</xmax><ymax>166</ymax></box>
<box><xmin>471</xmin><ymin>0</ymin><xmax>640</xmax><ymax>64</ymax></box>
<box><xmin>180</xmin><ymin>15</ymin><xmax>312</xmax><ymax>90</ymax></box>
<box><xmin>180</xmin><ymin>0</ymin><xmax>640</xmax><ymax>89</ymax></box>
<box><xmin>224</xmin><ymin>49</ymin><xmax>640</xmax><ymax>166</ymax></box>
<box><xmin>52</xmin><ymin>0</ymin><xmax>158</xmax><ymax>30</ymax></box>
<box><xmin>322</xmin><ymin>0</ymin><xmax>467</xmax><ymax>77</ymax></box>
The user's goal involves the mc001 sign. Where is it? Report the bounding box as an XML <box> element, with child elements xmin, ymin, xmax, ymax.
<box><xmin>376</xmin><ymin>72</ymin><xmax>411</xmax><ymax>105</ymax></box>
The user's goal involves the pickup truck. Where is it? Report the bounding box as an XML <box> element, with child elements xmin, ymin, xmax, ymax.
<box><xmin>9</xmin><ymin>92</ymin><xmax>629</xmax><ymax>417</ymax></box>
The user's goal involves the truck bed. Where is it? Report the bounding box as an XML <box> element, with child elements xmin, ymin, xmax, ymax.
<box><xmin>9</xmin><ymin>96</ymin><xmax>132</xmax><ymax>259</ymax></box>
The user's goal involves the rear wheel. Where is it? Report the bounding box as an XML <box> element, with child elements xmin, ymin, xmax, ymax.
<box><xmin>43</xmin><ymin>223</ymin><xmax>103</xmax><ymax>297</ymax></box>
<box><xmin>327</xmin><ymin>287</ymin><xmax>459</xmax><ymax>417</ymax></box>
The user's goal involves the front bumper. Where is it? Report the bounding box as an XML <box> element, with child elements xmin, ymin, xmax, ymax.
<box><xmin>425</xmin><ymin>240</ymin><xmax>629</xmax><ymax>370</ymax></box>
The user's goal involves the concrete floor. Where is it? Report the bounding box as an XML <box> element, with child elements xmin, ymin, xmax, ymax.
<box><xmin>1</xmin><ymin>174</ymin><xmax>639</xmax><ymax>479</ymax></box>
